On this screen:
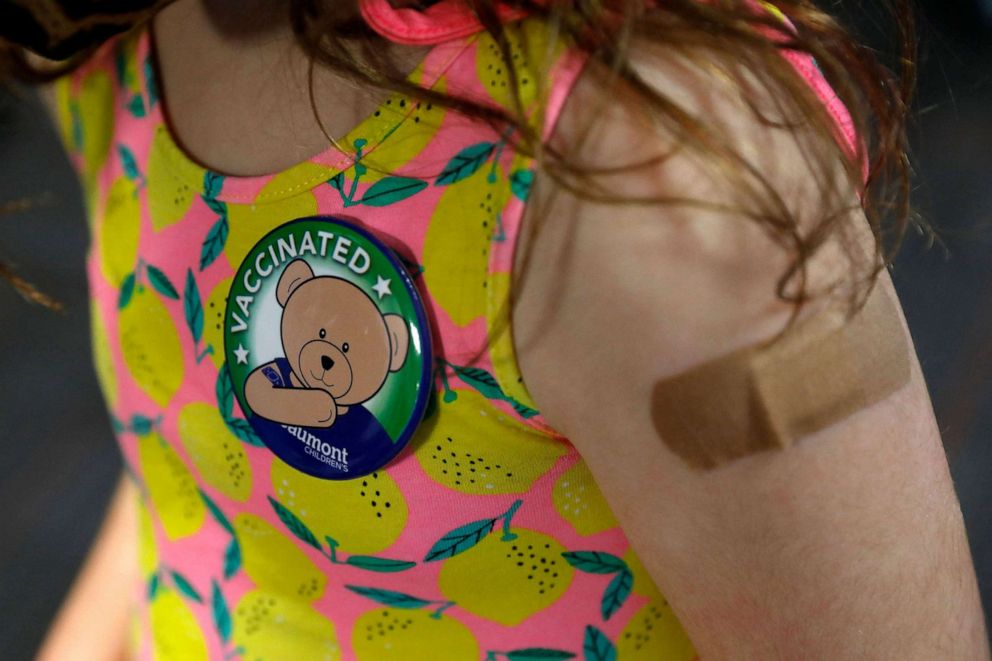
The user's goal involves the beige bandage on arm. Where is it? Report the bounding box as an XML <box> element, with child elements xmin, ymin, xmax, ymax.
<box><xmin>651</xmin><ymin>285</ymin><xmax>911</xmax><ymax>469</ymax></box>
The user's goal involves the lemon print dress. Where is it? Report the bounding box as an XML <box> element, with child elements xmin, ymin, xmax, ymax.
<box><xmin>58</xmin><ymin>0</ymin><xmax>852</xmax><ymax>657</ymax></box>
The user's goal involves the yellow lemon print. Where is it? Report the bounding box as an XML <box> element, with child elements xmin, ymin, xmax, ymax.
<box><xmin>53</xmin><ymin>77</ymin><xmax>75</xmax><ymax>154</ymax></box>
<box><xmin>98</xmin><ymin>176</ymin><xmax>141</xmax><ymax>287</ymax></box>
<box><xmin>414</xmin><ymin>389</ymin><xmax>566</xmax><ymax>495</ymax></box>
<box><xmin>352</xmin><ymin>609</ymin><xmax>478</xmax><ymax>661</ymax></box>
<box><xmin>354</xmin><ymin>72</ymin><xmax>448</xmax><ymax>183</ymax></box>
<box><xmin>234</xmin><ymin>513</ymin><xmax>327</xmax><ymax>602</ymax></box>
<box><xmin>616</xmin><ymin>547</ymin><xmax>696</xmax><ymax>659</ymax></box>
<box><xmin>147</xmin><ymin>124</ymin><xmax>205</xmax><ymax>231</ymax></box>
<box><xmin>422</xmin><ymin>165</ymin><xmax>507</xmax><ymax>326</ymax></box>
<box><xmin>137</xmin><ymin>495</ymin><xmax>158</xmax><ymax>576</ymax></box>
<box><xmin>233</xmin><ymin>589</ymin><xmax>340</xmax><ymax>661</ymax></box>
<box><xmin>119</xmin><ymin>285</ymin><xmax>184</xmax><ymax>409</ymax></box>
<box><xmin>76</xmin><ymin>69</ymin><xmax>115</xmax><ymax>180</ymax></box>
<box><xmin>150</xmin><ymin>589</ymin><xmax>208</xmax><ymax>661</ymax></box>
<box><xmin>224</xmin><ymin>168</ymin><xmax>322</xmax><ymax>269</ymax></box>
<box><xmin>475</xmin><ymin>18</ymin><xmax>563</xmax><ymax>115</ymax></box>
<box><xmin>270</xmin><ymin>460</ymin><xmax>408</xmax><ymax>556</ymax></box>
<box><xmin>438</xmin><ymin>527</ymin><xmax>573</xmax><ymax>626</ymax></box>
<box><xmin>552</xmin><ymin>460</ymin><xmax>620</xmax><ymax>536</ymax></box>
<box><xmin>138</xmin><ymin>432</ymin><xmax>206</xmax><ymax>540</ymax></box>
<box><xmin>487</xmin><ymin>270</ymin><xmax>541</xmax><ymax>414</ymax></box>
<box><xmin>89</xmin><ymin>299</ymin><xmax>118</xmax><ymax>409</ymax></box>
<box><xmin>117</xmin><ymin>32</ymin><xmax>144</xmax><ymax>96</ymax></box>
<box><xmin>201</xmin><ymin>277</ymin><xmax>231</xmax><ymax>370</ymax></box>
<box><xmin>617</xmin><ymin>600</ymin><xmax>696</xmax><ymax>660</ymax></box>
<box><xmin>177</xmin><ymin>402</ymin><xmax>252</xmax><ymax>502</ymax></box>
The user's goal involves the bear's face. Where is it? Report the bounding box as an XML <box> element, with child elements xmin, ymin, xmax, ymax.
<box><xmin>281</xmin><ymin>278</ymin><xmax>393</xmax><ymax>405</ymax></box>
<box><xmin>275</xmin><ymin>258</ymin><xmax>410</xmax><ymax>410</ymax></box>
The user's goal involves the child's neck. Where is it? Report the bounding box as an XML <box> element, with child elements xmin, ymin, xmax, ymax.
<box><xmin>153</xmin><ymin>0</ymin><xmax>430</xmax><ymax>177</ymax></box>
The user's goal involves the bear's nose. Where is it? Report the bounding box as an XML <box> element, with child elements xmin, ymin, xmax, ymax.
<box><xmin>321</xmin><ymin>355</ymin><xmax>334</xmax><ymax>371</ymax></box>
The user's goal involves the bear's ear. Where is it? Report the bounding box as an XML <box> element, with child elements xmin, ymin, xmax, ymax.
<box><xmin>276</xmin><ymin>259</ymin><xmax>315</xmax><ymax>307</ymax></box>
<box><xmin>383</xmin><ymin>314</ymin><xmax>410</xmax><ymax>372</ymax></box>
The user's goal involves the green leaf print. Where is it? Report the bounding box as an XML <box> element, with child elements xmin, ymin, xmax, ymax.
<box><xmin>344</xmin><ymin>585</ymin><xmax>432</xmax><ymax>610</ymax></box>
<box><xmin>130</xmin><ymin>414</ymin><xmax>154</xmax><ymax>436</ymax></box>
<box><xmin>118</xmin><ymin>271</ymin><xmax>136</xmax><ymax>309</ymax></box>
<box><xmin>425</xmin><ymin>499</ymin><xmax>522</xmax><ymax>561</ymax></box>
<box><xmin>225</xmin><ymin>417</ymin><xmax>265</xmax><ymax>447</ymax></box>
<box><xmin>424</xmin><ymin>517</ymin><xmax>497</xmax><ymax>562</ymax></box>
<box><xmin>117</xmin><ymin>144</ymin><xmax>141</xmax><ymax>182</ymax></box>
<box><xmin>562</xmin><ymin>552</ymin><xmax>632</xmax><ymax>621</ymax></box>
<box><xmin>582</xmin><ymin>626</ymin><xmax>616</xmax><ymax>661</ymax></box>
<box><xmin>345</xmin><ymin>556</ymin><xmax>417</xmax><ymax>573</ymax></box>
<box><xmin>115</xmin><ymin>50</ymin><xmax>131</xmax><ymax>88</ymax></box>
<box><xmin>324</xmin><ymin>536</ymin><xmax>416</xmax><ymax>573</ymax></box>
<box><xmin>449</xmin><ymin>364</ymin><xmax>506</xmax><ymax>401</ymax></box>
<box><xmin>216</xmin><ymin>365</ymin><xmax>235</xmax><ymax>420</ymax></box>
<box><xmin>212</xmin><ymin>580</ymin><xmax>233</xmax><ymax>644</ymax></box>
<box><xmin>509</xmin><ymin>169</ymin><xmax>534</xmax><ymax>201</ymax></box>
<box><xmin>217</xmin><ymin>373</ymin><xmax>263</xmax><ymax>441</ymax></box>
<box><xmin>600</xmin><ymin>569</ymin><xmax>633</xmax><ymax>621</ymax></box>
<box><xmin>147</xmin><ymin>265</ymin><xmax>180</xmax><ymax>300</ymax></box>
<box><xmin>171</xmin><ymin>570</ymin><xmax>203</xmax><ymax>603</ymax></box>
<box><xmin>203</xmin><ymin>195</ymin><xmax>227</xmax><ymax>216</ymax></box>
<box><xmin>327</xmin><ymin>171</ymin><xmax>364</xmax><ymax>208</ymax></box>
<box><xmin>436</xmin><ymin>142</ymin><xmax>496</xmax><ymax>185</ymax></box>
<box><xmin>144</xmin><ymin>56</ymin><xmax>158</xmax><ymax>108</ymax></box>
<box><xmin>69</xmin><ymin>100</ymin><xmax>83</xmax><ymax>152</ymax></box>
<box><xmin>509</xmin><ymin>399</ymin><xmax>540</xmax><ymax>420</ymax></box>
<box><xmin>148</xmin><ymin>573</ymin><xmax>160</xmax><ymax>600</ymax></box>
<box><xmin>184</xmin><ymin>269</ymin><xmax>204</xmax><ymax>343</ymax></box>
<box><xmin>199</xmin><ymin>489</ymin><xmax>234</xmax><ymax>534</ymax></box>
<box><xmin>267</xmin><ymin>496</ymin><xmax>322</xmax><ymax>550</ymax></box>
<box><xmin>446</xmin><ymin>364</ymin><xmax>540</xmax><ymax>419</ymax></box>
<box><xmin>360</xmin><ymin>177</ymin><xmax>428</xmax><ymax>206</ymax></box>
<box><xmin>561</xmin><ymin>552</ymin><xmax>628</xmax><ymax>575</ymax></box>
<box><xmin>505</xmin><ymin>649</ymin><xmax>577</xmax><ymax>660</ymax></box>
<box><xmin>199</xmin><ymin>216</ymin><xmax>229</xmax><ymax>270</ymax></box>
<box><xmin>127</xmin><ymin>94</ymin><xmax>146</xmax><ymax>118</ymax></box>
<box><xmin>223</xmin><ymin>538</ymin><xmax>242</xmax><ymax>580</ymax></box>
<box><xmin>203</xmin><ymin>171</ymin><xmax>225</xmax><ymax>199</ymax></box>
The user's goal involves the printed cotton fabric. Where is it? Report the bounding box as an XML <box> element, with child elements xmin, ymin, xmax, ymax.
<box><xmin>56</xmin><ymin>11</ymin><xmax>701</xmax><ymax>661</ymax></box>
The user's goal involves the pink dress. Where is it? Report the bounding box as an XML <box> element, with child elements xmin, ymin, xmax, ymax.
<box><xmin>53</xmin><ymin>1</ymin><xmax>852</xmax><ymax>658</ymax></box>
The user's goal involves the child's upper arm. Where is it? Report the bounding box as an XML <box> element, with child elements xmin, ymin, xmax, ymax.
<box><xmin>512</xmin><ymin>45</ymin><xmax>987</xmax><ymax>658</ymax></box>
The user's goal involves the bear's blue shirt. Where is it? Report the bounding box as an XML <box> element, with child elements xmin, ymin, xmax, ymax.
<box><xmin>248</xmin><ymin>357</ymin><xmax>397</xmax><ymax>478</ymax></box>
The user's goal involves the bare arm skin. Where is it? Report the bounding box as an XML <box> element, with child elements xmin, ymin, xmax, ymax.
<box><xmin>37</xmin><ymin>475</ymin><xmax>138</xmax><ymax>661</ymax></box>
<box><xmin>514</xmin><ymin>45</ymin><xmax>989</xmax><ymax>659</ymax></box>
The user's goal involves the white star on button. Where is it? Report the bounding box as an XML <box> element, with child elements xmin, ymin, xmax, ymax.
<box><xmin>372</xmin><ymin>275</ymin><xmax>392</xmax><ymax>300</ymax></box>
<box><xmin>234</xmin><ymin>343</ymin><xmax>250</xmax><ymax>365</ymax></box>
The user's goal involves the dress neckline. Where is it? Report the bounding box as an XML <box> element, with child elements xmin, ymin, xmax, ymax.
<box><xmin>139</xmin><ymin>19</ymin><xmax>472</xmax><ymax>204</ymax></box>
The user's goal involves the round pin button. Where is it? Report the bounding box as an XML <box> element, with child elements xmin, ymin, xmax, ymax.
<box><xmin>223</xmin><ymin>216</ymin><xmax>432</xmax><ymax>479</ymax></box>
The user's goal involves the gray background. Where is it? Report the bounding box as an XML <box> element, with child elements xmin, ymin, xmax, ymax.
<box><xmin>2</xmin><ymin>2</ymin><xmax>992</xmax><ymax>658</ymax></box>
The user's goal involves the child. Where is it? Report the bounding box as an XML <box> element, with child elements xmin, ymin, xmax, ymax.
<box><xmin>5</xmin><ymin>0</ymin><xmax>985</xmax><ymax>658</ymax></box>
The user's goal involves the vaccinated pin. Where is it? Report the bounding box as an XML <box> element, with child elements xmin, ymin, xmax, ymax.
<box><xmin>224</xmin><ymin>216</ymin><xmax>432</xmax><ymax>479</ymax></box>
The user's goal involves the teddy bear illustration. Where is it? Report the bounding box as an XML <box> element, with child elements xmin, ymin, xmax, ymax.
<box><xmin>244</xmin><ymin>258</ymin><xmax>410</xmax><ymax>434</ymax></box>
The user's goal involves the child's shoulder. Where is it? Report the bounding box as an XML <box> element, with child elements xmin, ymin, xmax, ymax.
<box><xmin>515</xmin><ymin>32</ymin><xmax>876</xmax><ymax>434</ymax></box>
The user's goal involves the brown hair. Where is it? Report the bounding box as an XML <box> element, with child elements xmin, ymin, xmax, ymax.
<box><xmin>2</xmin><ymin>0</ymin><xmax>918</xmax><ymax>317</ymax></box>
